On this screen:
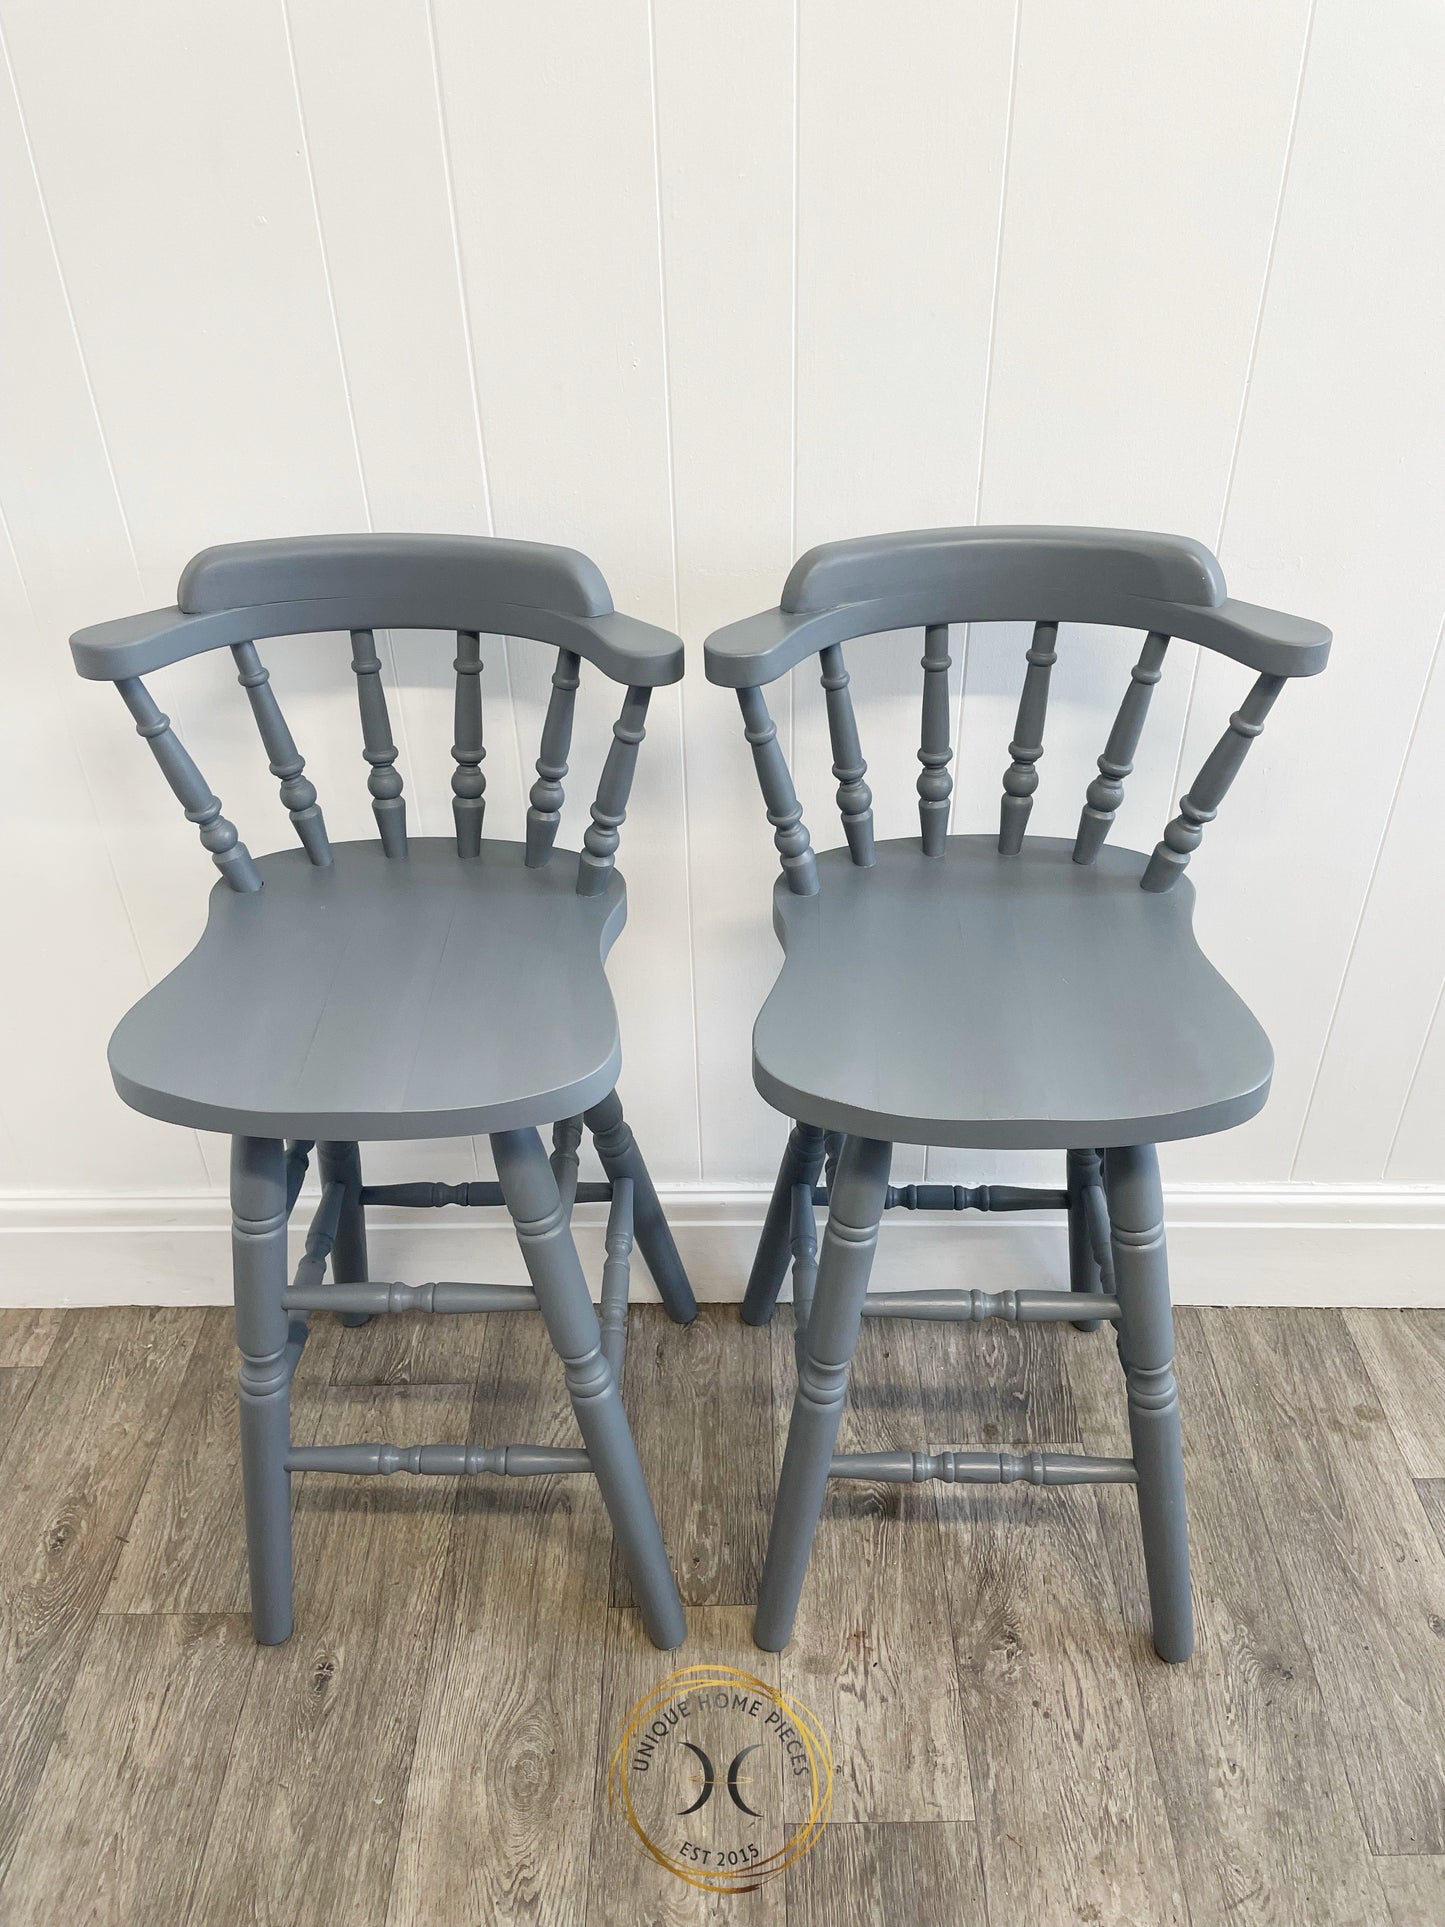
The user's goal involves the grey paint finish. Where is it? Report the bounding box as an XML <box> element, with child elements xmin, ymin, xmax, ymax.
<box><xmin>230</xmin><ymin>1136</ymin><xmax>293</xmax><ymax>1645</ymax></box>
<box><xmin>490</xmin><ymin>1127</ymin><xmax>685</xmax><ymax>1650</ymax></box>
<box><xmin>753</xmin><ymin>1134</ymin><xmax>894</xmax><ymax>1652</ymax></box>
<box><xmin>752</xmin><ymin>837</ymin><xmax>1273</xmax><ymax>1150</ymax></box>
<box><xmin>704</xmin><ymin>525</ymin><xmax>1329</xmax><ymax>685</ymax></box>
<box><xmin>74</xmin><ymin>531</ymin><xmax>694</xmax><ymax>1652</ymax></box>
<box><xmin>73</xmin><ymin>533</ymin><xmax>683</xmax><ymax>686</ymax></box>
<box><xmin>1106</xmin><ymin>1142</ymin><xmax>1194</xmax><ymax>1662</ymax></box>
<box><xmin>108</xmin><ymin>839</ymin><xmax>628</xmax><ymax>1140</ymax></box>
<box><xmin>713</xmin><ymin>521</ymin><xmax>1324</xmax><ymax>1669</ymax></box>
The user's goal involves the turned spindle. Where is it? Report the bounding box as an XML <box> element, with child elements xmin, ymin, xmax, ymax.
<box><xmin>231</xmin><ymin>641</ymin><xmax>331</xmax><ymax>865</ymax></box>
<box><xmin>917</xmin><ymin>622</ymin><xmax>953</xmax><ymax>857</ymax></box>
<box><xmin>116</xmin><ymin>676</ymin><xmax>261</xmax><ymax>891</ymax></box>
<box><xmin>451</xmin><ymin>629</ymin><xmax>486</xmax><ymax>857</ymax></box>
<box><xmin>999</xmin><ymin>620</ymin><xmax>1059</xmax><ymax>855</ymax></box>
<box><xmin>526</xmin><ymin>648</ymin><xmax>581</xmax><ymax>867</ymax></box>
<box><xmin>349</xmin><ymin>627</ymin><xmax>407</xmax><ymax>858</ymax></box>
<box><xmin>819</xmin><ymin>644</ymin><xmax>874</xmax><ymax>865</ymax></box>
<box><xmin>1073</xmin><ymin>631</ymin><xmax>1169</xmax><ymax>865</ymax></box>
<box><xmin>1141</xmin><ymin>671</ymin><xmax>1284</xmax><ymax>892</ymax></box>
<box><xmin>737</xmin><ymin>684</ymin><xmax>818</xmax><ymax>895</ymax></box>
<box><xmin>577</xmin><ymin>684</ymin><xmax>651</xmax><ymax>897</ymax></box>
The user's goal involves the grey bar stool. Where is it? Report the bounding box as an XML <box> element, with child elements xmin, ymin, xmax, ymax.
<box><xmin>72</xmin><ymin>533</ymin><xmax>693</xmax><ymax>1650</ymax></box>
<box><xmin>704</xmin><ymin>526</ymin><xmax>1330</xmax><ymax>1662</ymax></box>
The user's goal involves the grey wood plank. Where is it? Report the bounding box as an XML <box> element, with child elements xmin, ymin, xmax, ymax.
<box><xmin>330</xmin><ymin>1304</ymin><xmax>493</xmax><ymax>1388</ymax></box>
<box><xmin>188</xmin><ymin>1381</ymin><xmax>469</xmax><ymax>1927</ymax></box>
<box><xmin>785</xmin><ymin>1822</ymin><xmax>987</xmax><ymax>1927</ymax></box>
<box><xmin>770</xmin><ymin>1316</ymin><xmax>973</xmax><ymax>1824</ymax></box>
<box><xmin>107</xmin><ymin>1306</ymin><xmax>341</xmax><ymax>1614</ymax></box>
<box><xmin>0</xmin><ymin>1613</ymin><xmax>255</xmax><ymax>1927</ymax></box>
<box><xmin>1345</xmin><ymin>1310</ymin><xmax>1445</xmax><ymax>1479</ymax></box>
<box><xmin>586</xmin><ymin>1606</ymin><xmax>786</xmax><ymax>1927</ymax></box>
<box><xmin>0</xmin><ymin>1308</ymin><xmax>198</xmax><ymax>1881</ymax></box>
<box><xmin>1067</xmin><ymin>1309</ymin><xmax>1393</xmax><ymax>1927</ymax></box>
<box><xmin>917</xmin><ymin>1321</ymin><xmax>1182</xmax><ymax>1927</ymax></box>
<box><xmin>386</xmin><ymin>1314</ymin><xmax>610</xmax><ymax>1926</ymax></box>
<box><xmin>1416</xmin><ymin>1480</ymin><xmax>1445</xmax><ymax>1559</ymax></box>
<box><xmin>1204</xmin><ymin>1309</ymin><xmax>1445</xmax><ymax>1856</ymax></box>
<box><xmin>1376</xmin><ymin>1855</ymin><xmax>1445</xmax><ymax>1927</ymax></box>
<box><xmin>0</xmin><ymin>1307</ymin><xmax>62</xmax><ymax>1368</ymax></box>
<box><xmin>904</xmin><ymin>1306</ymin><xmax>1078</xmax><ymax>1449</ymax></box>
<box><xmin>612</xmin><ymin>1306</ymin><xmax>772</xmax><ymax>1609</ymax></box>
<box><xmin>0</xmin><ymin>1368</ymin><xmax>37</xmax><ymax>1457</ymax></box>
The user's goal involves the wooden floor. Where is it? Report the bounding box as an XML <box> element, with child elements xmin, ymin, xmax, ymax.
<box><xmin>0</xmin><ymin>1299</ymin><xmax>1441</xmax><ymax>1926</ymax></box>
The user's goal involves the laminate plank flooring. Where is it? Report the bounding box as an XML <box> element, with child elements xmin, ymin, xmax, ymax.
<box><xmin>0</xmin><ymin>1304</ymin><xmax>1440</xmax><ymax>1926</ymax></box>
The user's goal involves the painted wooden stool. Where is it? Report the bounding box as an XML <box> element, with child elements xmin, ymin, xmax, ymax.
<box><xmin>71</xmin><ymin>533</ymin><xmax>693</xmax><ymax>1650</ymax></box>
<box><xmin>704</xmin><ymin>526</ymin><xmax>1330</xmax><ymax>1661</ymax></box>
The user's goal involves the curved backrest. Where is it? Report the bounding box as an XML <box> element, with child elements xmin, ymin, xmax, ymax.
<box><xmin>72</xmin><ymin>532</ymin><xmax>684</xmax><ymax>897</ymax></box>
<box><xmin>703</xmin><ymin>524</ymin><xmax>1330</xmax><ymax>895</ymax></box>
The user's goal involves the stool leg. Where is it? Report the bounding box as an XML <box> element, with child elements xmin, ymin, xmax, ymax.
<box><xmin>491</xmin><ymin>1126</ymin><xmax>686</xmax><ymax>1650</ymax></box>
<box><xmin>742</xmin><ymin>1122</ymin><xmax>826</xmax><ymax>1327</ymax></box>
<box><xmin>232</xmin><ymin>1135</ymin><xmax>294</xmax><ymax>1645</ymax></box>
<box><xmin>1105</xmin><ymin>1142</ymin><xmax>1194</xmax><ymax>1663</ymax></box>
<box><xmin>318</xmin><ymin>1140</ymin><xmax>370</xmax><ymax>1327</ymax></box>
<box><xmin>754</xmin><ymin>1135</ymin><xmax>892</xmax><ymax>1652</ymax></box>
<box><xmin>1067</xmin><ymin>1147</ymin><xmax>1108</xmax><ymax>1332</ymax></box>
<box><xmin>584</xmin><ymin>1090</ymin><xmax>696</xmax><ymax>1326</ymax></box>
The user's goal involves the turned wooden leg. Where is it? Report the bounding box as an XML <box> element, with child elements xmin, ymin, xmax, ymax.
<box><xmin>742</xmin><ymin>1121</ymin><xmax>827</xmax><ymax>1327</ymax></box>
<box><xmin>491</xmin><ymin>1126</ymin><xmax>685</xmax><ymax>1650</ymax></box>
<box><xmin>318</xmin><ymin>1140</ymin><xmax>370</xmax><ymax>1327</ymax></box>
<box><xmin>1067</xmin><ymin>1146</ymin><xmax>1110</xmax><ymax>1333</ymax></box>
<box><xmin>584</xmin><ymin>1090</ymin><xmax>696</xmax><ymax>1326</ymax></box>
<box><xmin>754</xmin><ymin>1135</ymin><xmax>892</xmax><ymax>1651</ymax></box>
<box><xmin>232</xmin><ymin>1135</ymin><xmax>294</xmax><ymax>1645</ymax></box>
<box><xmin>1105</xmin><ymin>1142</ymin><xmax>1194</xmax><ymax>1663</ymax></box>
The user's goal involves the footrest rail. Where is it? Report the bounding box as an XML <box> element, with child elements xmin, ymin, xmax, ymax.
<box><xmin>285</xmin><ymin>1442</ymin><xmax>591</xmax><ymax>1476</ymax></box>
<box><xmin>283</xmin><ymin>1281</ymin><xmax>538</xmax><ymax>1315</ymax></box>
<box><xmin>829</xmin><ymin>1450</ymin><xmax>1137</xmax><ymax>1486</ymax></box>
<box><xmin>861</xmin><ymin>1288</ymin><xmax>1120</xmax><ymax>1323</ymax></box>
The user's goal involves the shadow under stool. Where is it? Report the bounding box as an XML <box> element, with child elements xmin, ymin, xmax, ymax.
<box><xmin>71</xmin><ymin>532</ymin><xmax>694</xmax><ymax>1650</ymax></box>
<box><xmin>704</xmin><ymin>524</ymin><xmax>1330</xmax><ymax>1662</ymax></box>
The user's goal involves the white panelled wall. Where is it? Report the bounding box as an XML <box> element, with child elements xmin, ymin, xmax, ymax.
<box><xmin>1</xmin><ymin>0</ymin><xmax>1442</xmax><ymax>1306</ymax></box>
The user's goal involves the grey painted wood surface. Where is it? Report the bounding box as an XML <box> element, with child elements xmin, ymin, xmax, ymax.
<box><xmin>751</xmin><ymin>837</ymin><xmax>1274</xmax><ymax>1148</ymax></box>
<box><xmin>232</xmin><ymin>639</ymin><xmax>333</xmax><ymax>865</ymax></box>
<box><xmin>116</xmin><ymin>674</ymin><xmax>262</xmax><ymax>892</ymax></box>
<box><xmin>449</xmin><ymin>628</ymin><xmax>486</xmax><ymax>857</ymax></box>
<box><xmin>72</xmin><ymin>533</ymin><xmax>686</xmax><ymax>687</ymax></box>
<box><xmin>0</xmin><ymin>1305</ymin><xmax>1437</xmax><ymax>1925</ymax></box>
<box><xmin>916</xmin><ymin>621</ymin><xmax>953</xmax><ymax>856</ymax></box>
<box><xmin>348</xmin><ymin>626</ymin><xmax>408</xmax><ymax>858</ymax></box>
<box><xmin>107</xmin><ymin>839</ymin><xmax>629</xmax><ymax>1139</ymax></box>
<box><xmin>998</xmin><ymin>619</ymin><xmax>1059</xmax><ymax>854</ymax></box>
<box><xmin>702</xmin><ymin>525</ymin><xmax>1330</xmax><ymax>685</ymax></box>
<box><xmin>1073</xmin><ymin>629</ymin><xmax>1169</xmax><ymax>864</ymax></box>
<box><xmin>820</xmin><ymin>642</ymin><xmax>875</xmax><ymax>864</ymax></box>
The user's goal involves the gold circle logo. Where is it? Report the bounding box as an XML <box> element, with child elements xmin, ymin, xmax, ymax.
<box><xmin>608</xmin><ymin>1664</ymin><xmax>832</xmax><ymax>1893</ymax></box>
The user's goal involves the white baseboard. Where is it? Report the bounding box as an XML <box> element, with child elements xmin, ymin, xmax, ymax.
<box><xmin>1</xmin><ymin>1183</ymin><xmax>1443</xmax><ymax>1309</ymax></box>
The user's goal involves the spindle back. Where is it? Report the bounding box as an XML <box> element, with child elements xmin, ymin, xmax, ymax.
<box><xmin>703</xmin><ymin>525</ymin><xmax>1329</xmax><ymax>896</ymax></box>
<box><xmin>71</xmin><ymin>533</ymin><xmax>684</xmax><ymax>899</ymax></box>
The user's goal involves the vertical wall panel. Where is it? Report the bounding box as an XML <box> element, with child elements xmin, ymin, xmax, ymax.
<box><xmin>1294</xmin><ymin>622</ymin><xmax>1445</xmax><ymax>1178</ymax></box>
<box><xmin>653</xmin><ymin>0</ymin><xmax>796</xmax><ymax>1182</ymax></box>
<box><xmin>793</xmin><ymin>0</ymin><xmax>1017</xmax><ymax>1181</ymax></box>
<box><xmin>956</xmin><ymin>0</ymin><xmax>1312</xmax><ymax>862</ymax></box>
<box><xmin>0</xmin><ymin>0</ymin><xmax>1443</xmax><ymax>1226</ymax></box>
<box><xmin>429</xmin><ymin>1</ymin><xmax>698</xmax><ymax>1182</ymax></box>
<box><xmin>1166</xmin><ymin>0</ymin><xmax>1445</xmax><ymax>1181</ymax></box>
